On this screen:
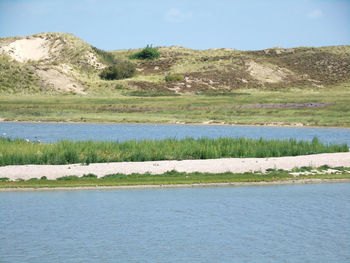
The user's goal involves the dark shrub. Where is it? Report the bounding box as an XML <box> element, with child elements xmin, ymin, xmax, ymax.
<box><xmin>100</xmin><ymin>61</ymin><xmax>136</xmax><ymax>80</ymax></box>
<box><xmin>28</xmin><ymin>178</ymin><xmax>38</xmax><ymax>181</ymax></box>
<box><xmin>165</xmin><ymin>75</ymin><xmax>184</xmax><ymax>82</ymax></box>
<box><xmin>82</xmin><ymin>173</ymin><xmax>98</xmax><ymax>179</ymax></box>
<box><xmin>318</xmin><ymin>164</ymin><xmax>331</xmax><ymax>171</ymax></box>
<box><xmin>92</xmin><ymin>46</ymin><xmax>136</xmax><ymax>80</ymax></box>
<box><xmin>129</xmin><ymin>45</ymin><xmax>160</xmax><ymax>60</ymax></box>
<box><xmin>57</xmin><ymin>175</ymin><xmax>79</xmax><ymax>181</ymax></box>
<box><xmin>0</xmin><ymin>177</ymin><xmax>9</xmax><ymax>182</ymax></box>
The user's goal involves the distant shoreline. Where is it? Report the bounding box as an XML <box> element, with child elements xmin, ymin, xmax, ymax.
<box><xmin>1</xmin><ymin>120</ymin><xmax>350</xmax><ymax>129</ymax></box>
<box><xmin>1</xmin><ymin>178</ymin><xmax>349</xmax><ymax>192</ymax></box>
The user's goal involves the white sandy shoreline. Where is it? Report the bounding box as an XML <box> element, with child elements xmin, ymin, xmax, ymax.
<box><xmin>1</xmin><ymin>152</ymin><xmax>350</xmax><ymax>181</ymax></box>
<box><xmin>1</xmin><ymin>178</ymin><xmax>350</xmax><ymax>192</ymax></box>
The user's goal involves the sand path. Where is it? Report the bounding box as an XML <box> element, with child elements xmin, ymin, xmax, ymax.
<box><xmin>1</xmin><ymin>152</ymin><xmax>350</xmax><ymax>180</ymax></box>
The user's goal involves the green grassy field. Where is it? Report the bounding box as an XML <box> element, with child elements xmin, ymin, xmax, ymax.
<box><xmin>1</xmin><ymin>84</ymin><xmax>350</xmax><ymax>126</ymax></box>
<box><xmin>1</xmin><ymin>170</ymin><xmax>349</xmax><ymax>189</ymax></box>
<box><xmin>0</xmin><ymin>137</ymin><xmax>347</xmax><ymax>166</ymax></box>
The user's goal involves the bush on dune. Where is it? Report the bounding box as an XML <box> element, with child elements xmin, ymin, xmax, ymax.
<box><xmin>99</xmin><ymin>60</ymin><xmax>136</xmax><ymax>80</ymax></box>
<box><xmin>165</xmin><ymin>75</ymin><xmax>184</xmax><ymax>82</ymax></box>
<box><xmin>129</xmin><ymin>45</ymin><xmax>160</xmax><ymax>60</ymax></box>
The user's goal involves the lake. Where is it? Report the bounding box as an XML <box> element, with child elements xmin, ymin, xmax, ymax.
<box><xmin>1</xmin><ymin>183</ymin><xmax>349</xmax><ymax>262</ymax></box>
<box><xmin>1</xmin><ymin>122</ymin><xmax>349</xmax><ymax>262</ymax></box>
<box><xmin>0</xmin><ymin>122</ymin><xmax>350</xmax><ymax>145</ymax></box>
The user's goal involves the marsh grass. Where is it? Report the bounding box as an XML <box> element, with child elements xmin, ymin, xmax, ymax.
<box><xmin>0</xmin><ymin>137</ymin><xmax>347</xmax><ymax>166</ymax></box>
<box><xmin>291</xmin><ymin>166</ymin><xmax>314</xmax><ymax>172</ymax></box>
<box><xmin>1</xmin><ymin>170</ymin><xmax>350</xmax><ymax>189</ymax></box>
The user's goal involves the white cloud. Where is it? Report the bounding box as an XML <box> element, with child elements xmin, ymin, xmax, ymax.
<box><xmin>164</xmin><ymin>8</ymin><xmax>193</xmax><ymax>23</ymax></box>
<box><xmin>307</xmin><ymin>9</ymin><xmax>324</xmax><ymax>19</ymax></box>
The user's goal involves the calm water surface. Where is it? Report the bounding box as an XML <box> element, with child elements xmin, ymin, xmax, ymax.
<box><xmin>0</xmin><ymin>122</ymin><xmax>350</xmax><ymax>144</ymax></box>
<box><xmin>1</xmin><ymin>183</ymin><xmax>349</xmax><ymax>262</ymax></box>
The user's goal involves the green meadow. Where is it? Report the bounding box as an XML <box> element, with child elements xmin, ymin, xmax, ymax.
<box><xmin>1</xmin><ymin>84</ymin><xmax>349</xmax><ymax>127</ymax></box>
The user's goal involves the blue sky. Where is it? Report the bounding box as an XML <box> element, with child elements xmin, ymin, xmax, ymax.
<box><xmin>0</xmin><ymin>0</ymin><xmax>349</xmax><ymax>50</ymax></box>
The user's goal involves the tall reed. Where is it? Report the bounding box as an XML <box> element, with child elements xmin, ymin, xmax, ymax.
<box><xmin>0</xmin><ymin>137</ymin><xmax>347</xmax><ymax>166</ymax></box>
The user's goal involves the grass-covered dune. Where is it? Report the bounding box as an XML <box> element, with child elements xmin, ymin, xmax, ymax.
<box><xmin>1</xmin><ymin>33</ymin><xmax>350</xmax><ymax>127</ymax></box>
<box><xmin>0</xmin><ymin>137</ymin><xmax>347</xmax><ymax>166</ymax></box>
<box><xmin>1</xmin><ymin>33</ymin><xmax>349</xmax><ymax>95</ymax></box>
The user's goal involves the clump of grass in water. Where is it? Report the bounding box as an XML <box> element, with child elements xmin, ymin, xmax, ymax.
<box><xmin>0</xmin><ymin>137</ymin><xmax>347</xmax><ymax>166</ymax></box>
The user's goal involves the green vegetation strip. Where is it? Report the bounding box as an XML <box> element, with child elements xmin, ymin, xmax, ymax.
<box><xmin>1</xmin><ymin>170</ymin><xmax>350</xmax><ymax>189</ymax></box>
<box><xmin>0</xmin><ymin>137</ymin><xmax>348</xmax><ymax>166</ymax></box>
<box><xmin>1</xmin><ymin>84</ymin><xmax>350</xmax><ymax>127</ymax></box>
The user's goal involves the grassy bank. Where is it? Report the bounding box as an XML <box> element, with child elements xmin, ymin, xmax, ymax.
<box><xmin>1</xmin><ymin>170</ymin><xmax>350</xmax><ymax>189</ymax></box>
<box><xmin>0</xmin><ymin>137</ymin><xmax>348</xmax><ymax>166</ymax></box>
<box><xmin>1</xmin><ymin>85</ymin><xmax>350</xmax><ymax>127</ymax></box>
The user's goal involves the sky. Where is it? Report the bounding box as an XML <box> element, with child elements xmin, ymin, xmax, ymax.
<box><xmin>0</xmin><ymin>0</ymin><xmax>349</xmax><ymax>51</ymax></box>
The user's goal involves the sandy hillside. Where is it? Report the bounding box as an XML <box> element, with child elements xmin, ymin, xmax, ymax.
<box><xmin>247</xmin><ymin>60</ymin><xmax>293</xmax><ymax>83</ymax></box>
<box><xmin>0</xmin><ymin>37</ymin><xmax>51</xmax><ymax>62</ymax></box>
<box><xmin>1</xmin><ymin>152</ymin><xmax>349</xmax><ymax>181</ymax></box>
<box><xmin>0</xmin><ymin>34</ymin><xmax>102</xmax><ymax>94</ymax></box>
<box><xmin>36</xmin><ymin>68</ymin><xmax>86</xmax><ymax>94</ymax></box>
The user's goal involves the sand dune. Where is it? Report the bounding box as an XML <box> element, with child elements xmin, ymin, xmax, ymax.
<box><xmin>0</xmin><ymin>37</ymin><xmax>51</xmax><ymax>62</ymax></box>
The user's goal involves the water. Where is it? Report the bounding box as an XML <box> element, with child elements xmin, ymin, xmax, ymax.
<box><xmin>1</xmin><ymin>123</ymin><xmax>349</xmax><ymax>261</ymax></box>
<box><xmin>0</xmin><ymin>122</ymin><xmax>350</xmax><ymax>145</ymax></box>
<box><xmin>0</xmin><ymin>183</ymin><xmax>349</xmax><ymax>262</ymax></box>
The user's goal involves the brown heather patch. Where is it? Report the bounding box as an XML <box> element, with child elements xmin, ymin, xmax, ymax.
<box><xmin>246</xmin><ymin>47</ymin><xmax>350</xmax><ymax>85</ymax></box>
<box><xmin>128</xmin><ymin>81</ymin><xmax>167</xmax><ymax>92</ymax></box>
<box><xmin>181</xmin><ymin>68</ymin><xmax>255</xmax><ymax>92</ymax></box>
<box><xmin>135</xmin><ymin>58</ymin><xmax>178</xmax><ymax>74</ymax></box>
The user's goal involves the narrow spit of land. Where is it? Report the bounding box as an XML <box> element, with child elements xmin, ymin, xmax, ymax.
<box><xmin>1</xmin><ymin>179</ymin><xmax>350</xmax><ymax>192</ymax></box>
<box><xmin>1</xmin><ymin>137</ymin><xmax>349</xmax><ymax>189</ymax></box>
<box><xmin>1</xmin><ymin>168</ymin><xmax>350</xmax><ymax>191</ymax></box>
<box><xmin>1</xmin><ymin>152</ymin><xmax>350</xmax><ymax>181</ymax></box>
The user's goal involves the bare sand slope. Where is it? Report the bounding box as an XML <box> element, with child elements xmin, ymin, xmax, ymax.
<box><xmin>1</xmin><ymin>152</ymin><xmax>350</xmax><ymax>180</ymax></box>
<box><xmin>0</xmin><ymin>38</ymin><xmax>50</xmax><ymax>62</ymax></box>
